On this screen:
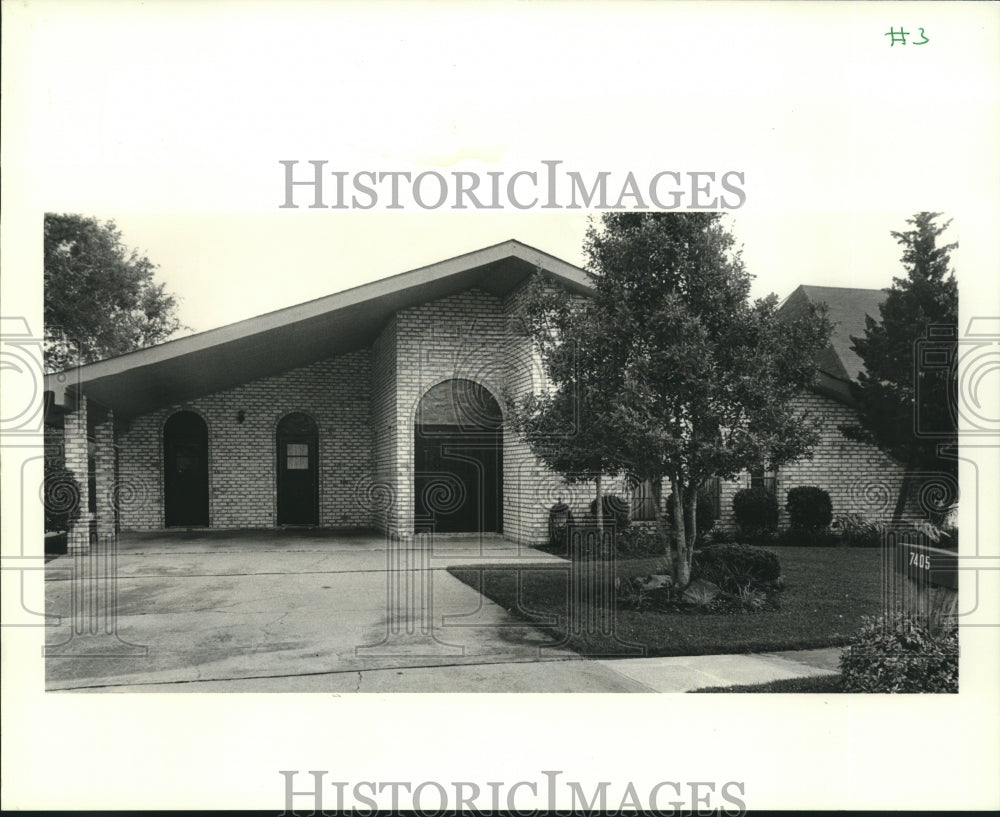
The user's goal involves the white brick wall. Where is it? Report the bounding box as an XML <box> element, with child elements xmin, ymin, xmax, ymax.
<box><xmin>95</xmin><ymin>280</ymin><xmax>912</xmax><ymax>544</ymax></box>
<box><xmin>716</xmin><ymin>390</ymin><xmax>916</xmax><ymax>529</ymax></box>
<box><xmin>111</xmin><ymin>284</ymin><xmax>578</xmax><ymax>543</ymax></box>
<box><xmin>365</xmin><ymin>279</ymin><xmax>614</xmax><ymax>545</ymax></box>
<box><xmin>116</xmin><ymin>350</ymin><xmax>372</xmax><ymax>530</ymax></box>
<box><xmin>370</xmin><ymin>317</ymin><xmax>399</xmax><ymax>532</ymax></box>
<box><xmin>394</xmin><ymin>287</ymin><xmax>508</xmax><ymax>537</ymax></box>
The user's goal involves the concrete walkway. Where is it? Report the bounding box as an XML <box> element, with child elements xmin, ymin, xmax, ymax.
<box><xmin>45</xmin><ymin>530</ymin><xmax>841</xmax><ymax>693</ymax></box>
<box><xmin>93</xmin><ymin>647</ymin><xmax>841</xmax><ymax>693</ymax></box>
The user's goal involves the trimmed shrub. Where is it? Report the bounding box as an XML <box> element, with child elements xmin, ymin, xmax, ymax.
<box><xmin>692</xmin><ymin>543</ymin><xmax>781</xmax><ymax>594</ymax></box>
<box><xmin>547</xmin><ymin>502</ymin><xmax>573</xmax><ymax>548</ymax></box>
<box><xmin>43</xmin><ymin>465</ymin><xmax>83</xmax><ymax>533</ymax></box>
<box><xmin>840</xmin><ymin>615</ymin><xmax>958</xmax><ymax>693</ymax></box>
<box><xmin>732</xmin><ymin>486</ymin><xmax>778</xmax><ymax>534</ymax></box>
<box><xmin>785</xmin><ymin>486</ymin><xmax>833</xmax><ymax>531</ymax></box>
<box><xmin>589</xmin><ymin>493</ymin><xmax>630</xmax><ymax>532</ymax></box>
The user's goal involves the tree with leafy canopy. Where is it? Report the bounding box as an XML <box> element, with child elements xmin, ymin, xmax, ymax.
<box><xmin>842</xmin><ymin>212</ymin><xmax>959</xmax><ymax>524</ymax></box>
<box><xmin>44</xmin><ymin>214</ymin><xmax>186</xmax><ymax>372</ymax></box>
<box><xmin>506</xmin><ymin>275</ymin><xmax>623</xmax><ymax>540</ymax></box>
<box><xmin>513</xmin><ymin>213</ymin><xmax>832</xmax><ymax>587</ymax></box>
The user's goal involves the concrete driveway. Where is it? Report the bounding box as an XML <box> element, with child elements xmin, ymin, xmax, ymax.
<box><xmin>44</xmin><ymin>529</ymin><xmax>650</xmax><ymax>692</ymax></box>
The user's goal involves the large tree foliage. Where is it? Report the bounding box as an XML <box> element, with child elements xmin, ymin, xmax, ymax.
<box><xmin>843</xmin><ymin>212</ymin><xmax>959</xmax><ymax>522</ymax></box>
<box><xmin>44</xmin><ymin>214</ymin><xmax>185</xmax><ymax>372</ymax></box>
<box><xmin>514</xmin><ymin>213</ymin><xmax>832</xmax><ymax>586</ymax></box>
<box><xmin>506</xmin><ymin>275</ymin><xmax>623</xmax><ymax>538</ymax></box>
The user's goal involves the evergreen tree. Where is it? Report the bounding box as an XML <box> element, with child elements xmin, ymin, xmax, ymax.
<box><xmin>843</xmin><ymin>212</ymin><xmax>959</xmax><ymax>522</ymax></box>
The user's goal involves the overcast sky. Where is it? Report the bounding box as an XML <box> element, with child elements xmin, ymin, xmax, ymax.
<box><xmin>7</xmin><ymin>2</ymin><xmax>991</xmax><ymax>341</ymax></box>
<box><xmin>96</xmin><ymin>209</ymin><xmax>955</xmax><ymax>336</ymax></box>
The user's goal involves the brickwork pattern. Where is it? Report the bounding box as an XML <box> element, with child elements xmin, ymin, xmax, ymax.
<box><xmin>63</xmin><ymin>396</ymin><xmax>92</xmax><ymax>552</ymax></box>
<box><xmin>370</xmin><ymin>318</ymin><xmax>398</xmax><ymax>532</ymax></box>
<box><xmin>716</xmin><ymin>391</ymin><xmax>915</xmax><ymax>530</ymax></box>
<box><xmin>67</xmin><ymin>279</ymin><xmax>916</xmax><ymax>546</ymax></box>
<box><xmin>92</xmin><ymin>409</ymin><xmax>116</xmax><ymax>538</ymax></box>
<box><xmin>498</xmin><ymin>281</ymin><xmax>623</xmax><ymax>542</ymax></box>
<box><xmin>394</xmin><ymin>288</ymin><xmax>509</xmax><ymax>537</ymax></box>
<box><xmin>501</xmin><ymin>281</ymin><xmax>552</xmax><ymax>544</ymax></box>
<box><xmin>116</xmin><ymin>350</ymin><xmax>372</xmax><ymax>530</ymax></box>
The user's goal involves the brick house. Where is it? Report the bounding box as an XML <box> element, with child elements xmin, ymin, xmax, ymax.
<box><xmin>713</xmin><ymin>284</ymin><xmax>914</xmax><ymax>530</ymax></box>
<box><xmin>43</xmin><ymin>240</ymin><xmax>910</xmax><ymax>552</ymax></box>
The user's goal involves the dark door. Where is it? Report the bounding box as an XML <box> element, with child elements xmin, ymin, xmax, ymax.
<box><xmin>277</xmin><ymin>413</ymin><xmax>319</xmax><ymax>525</ymax></box>
<box><xmin>164</xmin><ymin>411</ymin><xmax>209</xmax><ymax>527</ymax></box>
<box><xmin>414</xmin><ymin>428</ymin><xmax>502</xmax><ymax>533</ymax></box>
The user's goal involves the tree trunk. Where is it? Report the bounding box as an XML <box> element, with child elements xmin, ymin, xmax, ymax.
<box><xmin>594</xmin><ymin>473</ymin><xmax>604</xmax><ymax>536</ymax></box>
<box><xmin>892</xmin><ymin>463</ymin><xmax>913</xmax><ymax>525</ymax></box>
<box><xmin>593</xmin><ymin>473</ymin><xmax>605</xmax><ymax>557</ymax></box>
<box><xmin>679</xmin><ymin>484</ymin><xmax>698</xmax><ymax>589</ymax></box>
<box><xmin>670</xmin><ymin>477</ymin><xmax>687</xmax><ymax>587</ymax></box>
<box><xmin>651</xmin><ymin>477</ymin><xmax>671</xmax><ymax>572</ymax></box>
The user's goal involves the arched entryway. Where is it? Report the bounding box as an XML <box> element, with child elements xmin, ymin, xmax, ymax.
<box><xmin>414</xmin><ymin>379</ymin><xmax>502</xmax><ymax>533</ymax></box>
<box><xmin>276</xmin><ymin>412</ymin><xmax>319</xmax><ymax>525</ymax></box>
<box><xmin>163</xmin><ymin>411</ymin><xmax>209</xmax><ymax>527</ymax></box>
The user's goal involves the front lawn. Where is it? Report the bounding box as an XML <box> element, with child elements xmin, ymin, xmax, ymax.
<box><xmin>448</xmin><ymin>547</ymin><xmax>882</xmax><ymax>657</ymax></box>
<box><xmin>691</xmin><ymin>675</ymin><xmax>844</xmax><ymax>693</ymax></box>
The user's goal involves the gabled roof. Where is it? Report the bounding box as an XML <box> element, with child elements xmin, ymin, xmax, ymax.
<box><xmin>45</xmin><ymin>238</ymin><xmax>888</xmax><ymax>421</ymax></box>
<box><xmin>778</xmin><ymin>284</ymin><xmax>888</xmax><ymax>404</ymax></box>
<box><xmin>44</xmin><ymin>239</ymin><xmax>591</xmax><ymax>420</ymax></box>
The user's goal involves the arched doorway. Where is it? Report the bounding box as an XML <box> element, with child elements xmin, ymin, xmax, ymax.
<box><xmin>276</xmin><ymin>412</ymin><xmax>319</xmax><ymax>525</ymax></box>
<box><xmin>164</xmin><ymin>411</ymin><xmax>209</xmax><ymax>527</ymax></box>
<box><xmin>414</xmin><ymin>380</ymin><xmax>502</xmax><ymax>533</ymax></box>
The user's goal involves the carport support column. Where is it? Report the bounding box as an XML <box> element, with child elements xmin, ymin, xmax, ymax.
<box><xmin>398</xmin><ymin>407</ymin><xmax>414</xmax><ymax>535</ymax></box>
<box><xmin>93</xmin><ymin>407</ymin><xmax>117</xmax><ymax>541</ymax></box>
<box><xmin>64</xmin><ymin>396</ymin><xmax>92</xmax><ymax>555</ymax></box>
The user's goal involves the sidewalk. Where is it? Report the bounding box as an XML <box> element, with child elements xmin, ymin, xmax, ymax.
<box><xmin>592</xmin><ymin>646</ymin><xmax>841</xmax><ymax>693</ymax></box>
<box><xmin>81</xmin><ymin>647</ymin><xmax>842</xmax><ymax>693</ymax></box>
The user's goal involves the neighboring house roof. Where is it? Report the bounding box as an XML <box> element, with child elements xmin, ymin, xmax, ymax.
<box><xmin>44</xmin><ymin>237</ymin><xmax>888</xmax><ymax>421</ymax></box>
<box><xmin>44</xmin><ymin>239</ymin><xmax>591</xmax><ymax>420</ymax></box>
<box><xmin>777</xmin><ymin>284</ymin><xmax>888</xmax><ymax>405</ymax></box>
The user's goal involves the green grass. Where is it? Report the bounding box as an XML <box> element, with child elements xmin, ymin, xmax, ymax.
<box><xmin>691</xmin><ymin>674</ymin><xmax>844</xmax><ymax>693</ymax></box>
<box><xmin>448</xmin><ymin>547</ymin><xmax>883</xmax><ymax>658</ymax></box>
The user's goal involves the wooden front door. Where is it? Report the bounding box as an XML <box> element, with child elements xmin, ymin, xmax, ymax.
<box><xmin>276</xmin><ymin>413</ymin><xmax>319</xmax><ymax>525</ymax></box>
<box><xmin>414</xmin><ymin>428</ymin><xmax>502</xmax><ymax>533</ymax></box>
<box><xmin>164</xmin><ymin>411</ymin><xmax>209</xmax><ymax>527</ymax></box>
<box><xmin>413</xmin><ymin>380</ymin><xmax>504</xmax><ymax>534</ymax></box>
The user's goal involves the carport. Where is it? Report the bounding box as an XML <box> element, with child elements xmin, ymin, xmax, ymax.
<box><xmin>44</xmin><ymin>528</ymin><xmax>601</xmax><ymax>692</ymax></box>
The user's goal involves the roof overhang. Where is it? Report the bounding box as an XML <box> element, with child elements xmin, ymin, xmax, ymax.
<box><xmin>810</xmin><ymin>369</ymin><xmax>858</xmax><ymax>407</ymax></box>
<box><xmin>44</xmin><ymin>240</ymin><xmax>592</xmax><ymax>420</ymax></box>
